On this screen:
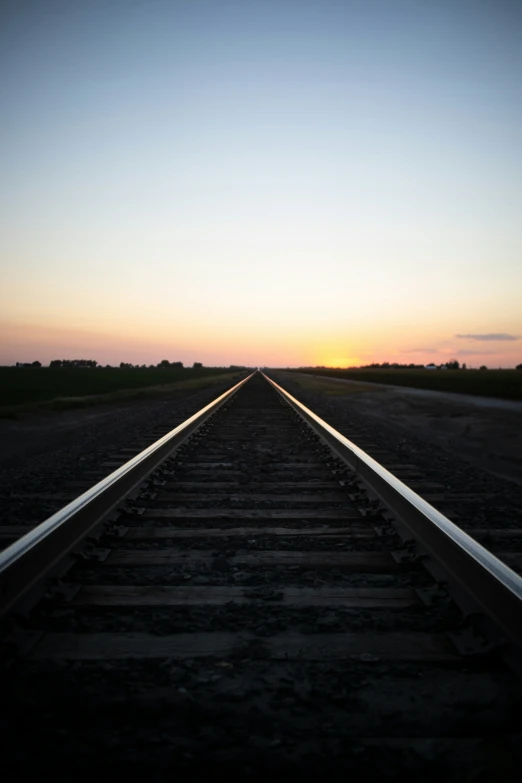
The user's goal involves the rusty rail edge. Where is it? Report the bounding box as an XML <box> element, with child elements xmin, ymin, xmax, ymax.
<box><xmin>0</xmin><ymin>372</ymin><xmax>254</xmax><ymax>618</ymax></box>
<box><xmin>264</xmin><ymin>372</ymin><xmax>522</xmax><ymax>651</ymax></box>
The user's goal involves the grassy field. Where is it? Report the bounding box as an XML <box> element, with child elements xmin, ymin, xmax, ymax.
<box><xmin>0</xmin><ymin>366</ymin><xmax>244</xmax><ymax>416</ymax></box>
<box><xmin>289</xmin><ymin>368</ymin><xmax>522</xmax><ymax>401</ymax></box>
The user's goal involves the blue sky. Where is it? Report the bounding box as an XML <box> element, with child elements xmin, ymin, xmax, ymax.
<box><xmin>1</xmin><ymin>0</ymin><xmax>521</xmax><ymax>367</ymax></box>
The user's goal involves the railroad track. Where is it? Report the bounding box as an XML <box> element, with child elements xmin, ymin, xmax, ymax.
<box><xmin>1</xmin><ymin>372</ymin><xmax>522</xmax><ymax>781</ymax></box>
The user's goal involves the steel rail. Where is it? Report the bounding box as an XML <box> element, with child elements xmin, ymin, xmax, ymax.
<box><xmin>0</xmin><ymin>372</ymin><xmax>254</xmax><ymax>618</ymax></box>
<box><xmin>264</xmin><ymin>372</ymin><xmax>522</xmax><ymax>650</ymax></box>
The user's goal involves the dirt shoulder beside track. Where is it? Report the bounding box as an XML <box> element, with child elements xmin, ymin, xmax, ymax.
<box><xmin>0</xmin><ymin>374</ymin><xmax>245</xmax><ymax>489</ymax></box>
<box><xmin>276</xmin><ymin>373</ymin><xmax>522</xmax><ymax>485</ymax></box>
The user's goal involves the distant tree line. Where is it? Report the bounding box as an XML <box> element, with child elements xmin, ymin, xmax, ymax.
<box><xmin>361</xmin><ymin>362</ymin><xmax>431</xmax><ymax>369</ymax></box>
<box><xmin>299</xmin><ymin>360</ymin><xmax>522</xmax><ymax>371</ymax></box>
<box><xmin>359</xmin><ymin>360</ymin><xmax>464</xmax><ymax>370</ymax></box>
<box><xmin>156</xmin><ymin>360</ymin><xmax>185</xmax><ymax>368</ymax></box>
<box><xmin>12</xmin><ymin>358</ymin><xmax>522</xmax><ymax>371</ymax></box>
<box><xmin>301</xmin><ymin>360</ymin><xmax>464</xmax><ymax>370</ymax></box>
<box><xmin>19</xmin><ymin>359</ymin><xmax>217</xmax><ymax>369</ymax></box>
<box><xmin>49</xmin><ymin>359</ymin><xmax>98</xmax><ymax>368</ymax></box>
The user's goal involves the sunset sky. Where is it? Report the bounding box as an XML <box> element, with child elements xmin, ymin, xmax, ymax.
<box><xmin>1</xmin><ymin>0</ymin><xmax>521</xmax><ymax>368</ymax></box>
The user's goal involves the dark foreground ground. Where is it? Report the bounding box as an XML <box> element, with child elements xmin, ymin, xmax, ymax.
<box><xmin>0</xmin><ymin>371</ymin><xmax>521</xmax><ymax>782</ymax></box>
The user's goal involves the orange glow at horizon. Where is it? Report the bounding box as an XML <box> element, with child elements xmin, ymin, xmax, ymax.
<box><xmin>2</xmin><ymin>315</ymin><xmax>521</xmax><ymax>369</ymax></box>
<box><xmin>317</xmin><ymin>357</ymin><xmax>362</xmax><ymax>368</ymax></box>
